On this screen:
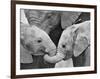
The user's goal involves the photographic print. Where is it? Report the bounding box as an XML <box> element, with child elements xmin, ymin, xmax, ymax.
<box><xmin>11</xmin><ymin>0</ymin><xmax>97</xmax><ymax>79</ymax></box>
<box><xmin>20</xmin><ymin>9</ymin><xmax>90</xmax><ymax>69</ymax></box>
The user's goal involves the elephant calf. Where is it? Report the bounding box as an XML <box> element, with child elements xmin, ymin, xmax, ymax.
<box><xmin>20</xmin><ymin>23</ymin><xmax>56</xmax><ymax>64</ymax></box>
<box><xmin>44</xmin><ymin>21</ymin><xmax>90</xmax><ymax>67</ymax></box>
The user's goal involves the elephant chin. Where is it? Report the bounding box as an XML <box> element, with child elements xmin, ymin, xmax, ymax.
<box><xmin>43</xmin><ymin>52</ymin><xmax>65</xmax><ymax>63</ymax></box>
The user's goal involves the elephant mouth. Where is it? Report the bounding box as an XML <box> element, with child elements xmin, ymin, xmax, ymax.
<box><xmin>33</xmin><ymin>51</ymin><xmax>44</xmax><ymax>56</ymax></box>
<box><xmin>33</xmin><ymin>46</ymin><xmax>46</xmax><ymax>56</ymax></box>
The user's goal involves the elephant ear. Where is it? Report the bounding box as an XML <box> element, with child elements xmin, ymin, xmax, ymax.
<box><xmin>73</xmin><ymin>22</ymin><xmax>90</xmax><ymax>57</ymax></box>
<box><xmin>61</xmin><ymin>12</ymin><xmax>81</xmax><ymax>29</ymax></box>
<box><xmin>20</xmin><ymin>23</ymin><xmax>31</xmax><ymax>40</ymax></box>
<box><xmin>73</xmin><ymin>34</ymin><xmax>89</xmax><ymax>57</ymax></box>
<box><xmin>20</xmin><ymin>44</ymin><xmax>33</xmax><ymax>63</ymax></box>
<box><xmin>20</xmin><ymin>23</ymin><xmax>33</xmax><ymax>63</ymax></box>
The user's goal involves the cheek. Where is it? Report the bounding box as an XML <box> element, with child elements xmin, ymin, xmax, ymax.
<box><xmin>29</xmin><ymin>42</ymin><xmax>46</xmax><ymax>55</ymax></box>
<box><xmin>63</xmin><ymin>51</ymin><xmax>73</xmax><ymax>60</ymax></box>
<box><xmin>63</xmin><ymin>44</ymin><xmax>73</xmax><ymax>60</ymax></box>
<box><xmin>58</xmin><ymin>45</ymin><xmax>73</xmax><ymax>60</ymax></box>
<box><xmin>25</xmin><ymin>41</ymin><xmax>42</xmax><ymax>53</ymax></box>
<box><xmin>23</xmin><ymin>38</ymin><xmax>34</xmax><ymax>51</ymax></box>
<box><xmin>29</xmin><ymin>41</ymin><xmax>44</xmax><ymax>53</ymax></box>
<box><xmin>66</xmin><ymin>45</ymin><xmax>73</xmax><ymax>51</ymax></box>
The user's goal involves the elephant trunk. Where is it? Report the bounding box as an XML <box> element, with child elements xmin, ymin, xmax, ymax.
<box><xmin>45</xmin><ymin>48</ymin><xmax>56</xmax><ymax>56</ymax></box>
<box><xmin>44</xmin><ymin>52</ymin><xmax>65</xmax><ymax>63</ymax></box>
<box><xmin>44</xmin><ymin>38</ymin><xmax>57</xmax><ymax>56</ymax></box>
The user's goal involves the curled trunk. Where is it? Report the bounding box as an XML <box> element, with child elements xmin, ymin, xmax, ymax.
<box><xmin>44</xmin><ymin>52</ymin><xmax>65</xmax><ymax>63</ymax></box>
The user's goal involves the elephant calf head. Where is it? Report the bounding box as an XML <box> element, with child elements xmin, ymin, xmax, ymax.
<box><xmin>44</xmin><ymin>21</ymin><xmax>90</xmax><ymax>64</ymax></box>
<box><xmin>20</xmin><ymin>23</ymin><xmax>56</xmax><ymax>63</ymax></box>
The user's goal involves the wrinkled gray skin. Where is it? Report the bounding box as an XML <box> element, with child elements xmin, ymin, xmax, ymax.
<box><xmin>21</xmin><ymin>23</ymin><xmax>56</xmax><ymax>63</ymax></box>
<box><xmin>61</xmin><ymin>12</ymin><xmax>81</xmax><ymax>29</ymax></box>
<box><xmin>24</xmin><ymin>10</ymin><xmax>60</xmax><ymax>34</ymax></box>
<box><xmin>44</xmin><ymin>21</ymin><xmax>90</xmax><ymax>67</ymax></box>
<box><xmin>24</xmin><ymin>10</ymin><xmax>81</xmax><ymax>33</ymax></box>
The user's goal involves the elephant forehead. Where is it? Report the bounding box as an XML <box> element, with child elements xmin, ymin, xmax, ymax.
<box><xmin>58</xmin><ymin>35</ymin><xmax>73</xmax><ymax>48</ymax></box>
<box><xmin>25</xmin><ymin>26</ymin><xmax>49</xmax><ymax>38</ymax></box>
<box><xmin>60</xmin><ymin>29</ymin><xmax>73</xmax><ymax>42</ymax></box>
<box><xmin>32</xmin><ymin>26</ymin><xmax>48</xmax><ymax>36</ymax></box>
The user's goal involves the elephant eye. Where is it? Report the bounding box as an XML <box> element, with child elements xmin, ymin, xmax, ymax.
<box><xmin>62</xmin><ymin>44</ymin><xmax>66</xmax><ymax>48</ymax></box>
<box><xmin>37</xmin><ymin>38</ymin><xmax>42</xmax><ymax>43</ymax></box>
<box><xmin>37</xmin><ymin>40</ymin><xmax>42</xmax><ymax>43</ymax></box>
